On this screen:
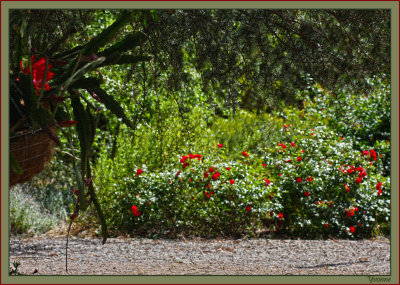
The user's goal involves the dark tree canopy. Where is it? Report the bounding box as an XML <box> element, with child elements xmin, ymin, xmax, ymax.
<box><xmin>10</xmin><ymin>9</ymin><xmax>390</xmax><ymax>112</ymax></box>
<box><xmin>141</xmin><ymin>9</ymin><xmax>390</xmax><ymax>109</ymax></box>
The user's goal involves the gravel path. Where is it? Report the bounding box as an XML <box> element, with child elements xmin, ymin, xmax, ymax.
<box><xmin>9</xmin><ymin>236</ymin><xmax>390</xmax><ymax>275</ymax></box>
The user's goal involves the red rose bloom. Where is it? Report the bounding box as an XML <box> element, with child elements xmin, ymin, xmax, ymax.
<box><xmin>349</xmin><ymin>226</ymin><xmax>355</xmax><ymax>234</ymax></box>
<box><xmin>246</xmin><ymin>205</ymin><xmax>252</xmax><ymax>212</ymax></box>
<box><xmin>362</xmin><ymin>150</ymin><xmax>370</xmax><ymax>156</ymax></box>
<box><xmin>297</xmin><ymin>157</ymin><xmax>302</xmax><ymax>161</ymax></box>
<box><xmin>304</xmin><ymin>192</ymin><xmax>310</xmax><ymax>197</ymax></box>
<box><xmin>376</xmin><ymin>182</ymin><xmax>383</xmax><ymax>196</ymax></box>
<box><xmin>226</xmin><ymin>167</ymin><xmax>231</xmax><ymax>171</ymax></box>
<box><xmin>290</xmin><ymin>142</ymin><xmax>296</xmax><ymax>147</ymax></box>
<box><xmin>137</xmin><ymin>169</ymin><xmax>143</xmax><ymax>176</ymax></box>
<box><xmin>278</xmin><ymin>213</ymin><xmax>284</xmax><ymax>219</ymax></box>
<box><xmin>355</xmin><ymin>177</ymin><xmax>362</xmax><ymax>184</ymax></box>
<box><xmin>212</xmin><ymin>172</ymin><xmax>221</xmax><ymax>180</ymax></box>
<box><xmin>229</xmin><ymin>179</ymin><xmax>235</xmax><ymax>185</ymax></box>
<box><xmin>296</xmin><ymin>177</ymin><xmax>302</xmax><ymax>183</ymax></box>
<box><xmin>242</xmin><ymin>151</ymin><xmax>249</xmax><ymax>157</ymax></box>
<box><xmin>209</xmin><ymin>167</ymin><xmax>215</xmax><ymax>173</ymax></box>
<box><xmin>131</xmin><ymin>205</ymin><xmax>141</xmax><ymax>217</ymax></box>
<box><xmin>369</xmin><ymin>149</ymin><xmax>377</xmax><ymax>161</ymax></box>
<box><xmin>306</xmin><ymin>176</ymin><xmax>313</xmax><ymax>182</ymax></box>
<box><xmin>204</xmin><ymin>172</ymin><xmax>209</xmax><ymax>178</ymax></box>
<box><xmin>345</xmin><ymin>208</ymin><xmax>355</xmax><ymax>218</ymax></box>
<box><xmin>358</xmin><ymin>171</ymin><xmax>367</xmax><ymax>178</ymax></box>
<box><xmin>218</xmin><ymin>143</ymin><xmax>223</xmax><ymax>148</ymax></box>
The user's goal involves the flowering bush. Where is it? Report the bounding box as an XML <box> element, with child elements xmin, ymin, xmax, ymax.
<box><xmin>260</xmin><ymin>123</ymin><xmax>390</xmax><ymax>238</ymax></box>
<box><xmin>96</xmin><ymin>149</ymin><xmax>277</xmax><ymax>237</ymax></box>
<box><xmin>95</xmin><ymin>82</ymin><xmax>390</xmax><ymax>239</ymax></box>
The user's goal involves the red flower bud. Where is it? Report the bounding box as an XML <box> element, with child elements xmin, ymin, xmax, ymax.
<box><xmin>58</xmin><ymin>120</ymin><xmax>78</xmax><ymax>127</ymax></box>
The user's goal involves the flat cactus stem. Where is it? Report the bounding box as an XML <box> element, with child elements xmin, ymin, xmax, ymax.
<box><xmin>74</xmin><ymin>163</ymin><xmax>87</xmax><ymax>212</ymax></box>
<box><xmin>71</xmin><ymin>94</ymin><xmax>90</xmax><ymax>176</ymax></box>
<box><xmin>99</xmin><ymin>55</ymin><xmax>152</xmax><ymax>67</ymax></box>
<box><xmin>82</xmin><ymin>11</ymin><xmax>134</xmax><ymax>56</ymax></box>
<box><xmin>98</xmin><ymin>32</ymin><xmax>146</xmax><ymax>57</ymax></box>
<box><xmin>91</xmin><ymin>86</ymin><xmax>135</xmax><ymax>130</ymax></box>
<box><xmin>87</xmin><ymin>162</ymin><xmax>108</xmax><ymax>244</ymax></box>
<box><xmin>69</xmin><ymin>77</ymin><xmax>103</xmax><ymax>90</ymax></box>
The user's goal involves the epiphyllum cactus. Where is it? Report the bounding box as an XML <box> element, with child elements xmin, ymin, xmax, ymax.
<box><xmin>20</xmin><ymin>55</ymin><xmax>55</xmax><ymax>95</ymax></box>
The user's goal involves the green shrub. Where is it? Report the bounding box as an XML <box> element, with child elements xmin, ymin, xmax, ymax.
<box><xmin>260</xmin><ymin>123</ymin><xmax>390</xmax><ymax>238</ymax></box>
<box><xmin>10</xmin><ymin>185</ymin><xmax>59</xmax><ymax>235</ymax></box>
<box><xmin>94</xmin><ymin>82</ymin><xmax>390</xmax><ymax>239</ymax></box>
<box><xmin>9</xmin><ymin>157</ymin><xmax>77</xmax><ymax>236</ymax></box>
<box><xmin>96</xmin><ymin>149</ymin><xmax>277</xmax><ymax>237</ymax></box>
<box><xmin>297</xmin><ymin>77</ymin><xmax>391</xmax><ymax>175</ymax></box>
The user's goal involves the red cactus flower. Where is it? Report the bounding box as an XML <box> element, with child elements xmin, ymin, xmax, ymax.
<box><xmin>20</xmin><ymin>55</ymin><xmax>55</xmax><ymax>95</ymax></box>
